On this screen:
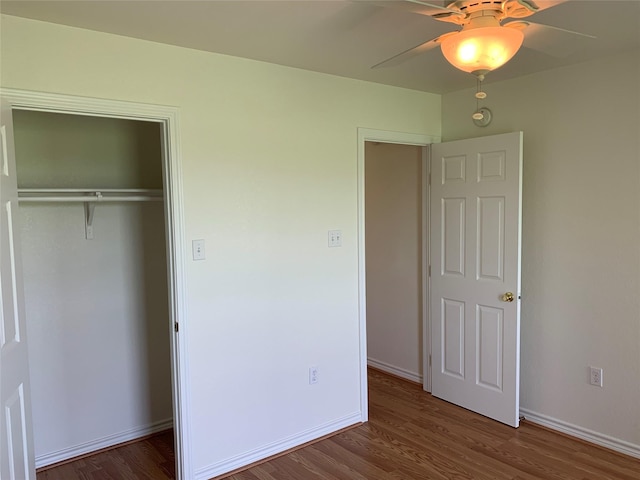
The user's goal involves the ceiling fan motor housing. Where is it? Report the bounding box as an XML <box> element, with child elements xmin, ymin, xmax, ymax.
<box><xmin>440</xmin><ymin>0</ymin><xmax>538</xmax><ymax>24</ymax></box>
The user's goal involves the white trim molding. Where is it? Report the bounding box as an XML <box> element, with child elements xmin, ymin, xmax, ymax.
<box><xmin>520</xmin><ymin>408</ymin><xmax>640</xmax><ymax>459</ymax></box>
<box><xmin>194</xmin><ymin>412</ymin><xmax>362</xmax><ymax>480</ymax></box>
<box><xmin>420</xmin><ymin>144</ymin><xmax>432</xmax><ymax>393</ymax></box>
<box><xmin>367</xmin><ymin>358</ymin><xmax>423</xmax><ymax>384</ymax></box>
<box><xmin>0</xmin><ymin>88</ymin><xmax>193</xmax><ymax>480</ymax></box>
<box><xmin>357</xmin><ymin>128</ymin><xmax>440</xmax><ymax>421</ymax></box>
<box><xmin>35</xmin><ymin>419</ymin><xmax>174</xmax><ymax>469</ymax></box>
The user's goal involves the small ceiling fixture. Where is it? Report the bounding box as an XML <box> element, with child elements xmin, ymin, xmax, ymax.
<box><xmin>439</xmin><ymin>14</ymin><xmax>524</xmax><ymax>80</ymax></box>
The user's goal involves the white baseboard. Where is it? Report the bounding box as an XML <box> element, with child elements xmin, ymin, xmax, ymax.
<box><xmin>367</xmin><ymin>357</ymin><xmax>423</xmax><ymax>384</ymax></box>
<box><xmin>194</xmin><ymin>412</ymin><xmax>362</xmax><ymax>480</ymax></box>
<box><xmin>520</xmin><ymin>408</ymin><xmax>640</xmax><ymax>459</ymax></box>
<box><xmin>36</xmin><ymin>418</ymin><xmax>174</xmax><ymax>469</ymax></box>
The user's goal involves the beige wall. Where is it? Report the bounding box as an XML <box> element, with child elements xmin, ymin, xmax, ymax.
<box><xmin>0</xmin><ymin>14</ymin><xmax>441</xmax><ymax>477</ymax></box>
<box><xmin>365</xmin><ymin>142</ymin><xmax>423</xmax><ymax>382</ymax></box>
<box><xmin>442</xmin><ymin>51</ymin><xmax>640</xmax><ymax>450</ymax></box>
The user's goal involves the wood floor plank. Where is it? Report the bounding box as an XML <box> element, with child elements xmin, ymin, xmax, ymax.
<box><xmin>311</xmin><ymin>429</ymin><xmax>398</xmax><ymax>479</ymax></box>
<box><xmin>226</xmin><ymin>469</ymin><xmax>263</xmax><ymax>480</ymax></box>
<box><xmin>301</xmin><ymin>445</ymin><xmax>373</xmax><ymax>480</ymax></box>
<box><xmin>228</xmin><ymin>465</ymin><xmax>279</xmax><ymax>480</ymax></box>
<box><xmin>37</xmin><ymin>369</ymin><xmax>640</xmax><ymax>479</ymax></box>
<box><xmin>380</xmin><ymin>418</ymin><xmax>527</xmax><ymax>480</ymax></box>
<box><xmin>359</xmin><ymin>423</ymin><xmax>485</xmax><ymax>480</ymax></box>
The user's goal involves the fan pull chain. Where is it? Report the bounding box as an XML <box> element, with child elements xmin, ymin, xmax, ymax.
<box><xmin>473</xmin><ymin>77</ymin><xmax>487</xmax><ymax>120</ymax></box>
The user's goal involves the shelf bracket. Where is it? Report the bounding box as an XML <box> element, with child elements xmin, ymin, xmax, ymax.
<box><xmin>85</xmin><ymin>202</ymin><xmax>95</xmax><ymax>240</ymax></box>
<box><xmin>84</xmin><ymin>191</ymin><xmax>102</xmax><ymax>240</ymax></box>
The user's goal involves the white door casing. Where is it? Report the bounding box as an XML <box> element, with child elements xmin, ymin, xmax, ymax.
<box><xmin>0</xmin><ymin>99</ymin><xmax>36</xmax><ymax>479</ymax></box>
<box><xmin>0</xmin><ymin>88</ymin><xmax>191</xmax><ymax>479</ymax></box>
<box><xmin>430</xmin><ymin>132</ymin><xmax>523</xmax><ymax>427</ymax></box>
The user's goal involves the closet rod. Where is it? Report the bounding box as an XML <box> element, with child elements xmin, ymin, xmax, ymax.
<box><xmin>17</xmin><ymin>188</ymin><xmax>163</xmax><ymax>203</ymax></box>
<box><xmin>18</xmin><ymin>188</ymin><xmax>163</xmax><ymax>194</ymax></box>
<box><xmin>18</xmin><ymin>196</ymin><xmax>163</xmax><ymax>203</ymax></box>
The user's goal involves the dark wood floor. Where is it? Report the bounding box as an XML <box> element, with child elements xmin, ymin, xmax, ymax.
<box><xmin>38</xmin><ymin>369</ymin><xmax>640</xmax><ymax>479</ymax></box>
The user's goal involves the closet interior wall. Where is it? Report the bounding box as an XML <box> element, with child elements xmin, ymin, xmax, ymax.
<box><xmin>13</xmin><ymin>110</ymin><xmax>173</xmax><ymax>467</ymax></box>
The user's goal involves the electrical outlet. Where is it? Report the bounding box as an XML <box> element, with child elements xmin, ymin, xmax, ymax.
<box><xmin>589</xmin><ymin>366</ymin><xmax>603</xmax><ymax>387</ymax></box>
<box><xmin>309</xmin><ymin>366</ymin><xmax>319</xmax><ymax>385</ymax></box>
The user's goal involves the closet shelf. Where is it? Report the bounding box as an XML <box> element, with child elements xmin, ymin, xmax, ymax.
<box><xmin>17</xmin><ymin>189</ymin><xmax>164</xmax><ymax>240</ymax></box>
<box><xmin>17</xmin><ymin>188</ymin><xmax>164</xmax><ymax>203</ymax></box>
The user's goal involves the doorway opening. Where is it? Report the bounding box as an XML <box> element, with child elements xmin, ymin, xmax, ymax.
<box><xmin>0</xmin><ymin>88</ymin><xmax>191</xmax><ymax>480</ymax></box>
<box><xmin>357</xmin><ymin>128</ymin><xmax>438</xmax><ymax>421</ymax></box>
<box><xmin>364</xmin><ymin>141</ymin><xmax>427</xmax><ymax>386</ymax></box>
<box><xmin>358</xmin><ymin>128</ymin><xmax>524</xmax><ymax>428</ymax></box>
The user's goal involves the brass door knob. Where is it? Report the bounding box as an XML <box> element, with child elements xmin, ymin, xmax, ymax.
<box><xmin>501</xmin><ymin>292</ymin><xmax>515</xmax><ymax>302</ymax></box>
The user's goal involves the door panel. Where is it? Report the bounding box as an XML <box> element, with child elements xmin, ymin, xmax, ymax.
<box><xmin>476</xmin><ymin>304</ymin><xmax>503</xmax><ymax>390</ymax></box>
<box><xmin>442</xmin><ymin>198</ymin><xmax>465</xmax><ymax>276</ymax></box>
<box><xmin>4</xmin><ymin>385</ymin><xmax>29</xmax><ymax>479</ymax></box>
<box><xmin>1</xmin><ymin>101</ymin><xmax>36</xmax><ymax>479</ymax></box>
<box><xmin>431</xmin><ymin>132</ymin><xmax>522</xmax><ymax>427</ymax></box>
<box><xmin>477</xmin><ymin>196</ymin><xmax>504</xmax><ymax>280</ymax></box>
<box><xmin>442</xmin><ymin>298</ymin><xmax>464</xmax><ymax>378</ymax></box>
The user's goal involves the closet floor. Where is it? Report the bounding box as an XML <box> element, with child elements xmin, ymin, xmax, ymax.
<box><xmin>36</xmin><ymin>430</ymin><xmax>175</xmax><ymax>480</ymax></box>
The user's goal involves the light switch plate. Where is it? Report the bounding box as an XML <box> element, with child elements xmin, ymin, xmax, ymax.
<box><xmin>328</xmin><ymin>230</ymin><xmax>342</xmax><ymax>248</ymax></box>
<box><xmin>192</xmin><ymin>239</ymin><xmax>206</xmax><ymax>260</ymax></box>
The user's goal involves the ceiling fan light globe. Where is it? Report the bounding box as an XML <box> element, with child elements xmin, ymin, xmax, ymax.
<box><xmin>441</xmin><ymin>26</ymin><xmax>524</xmax><ymax>75</ymax></box>
<box><xmin>458</xmin><ymin>41</ymin><xmax>479</xmax><ymax>62</ymax></box>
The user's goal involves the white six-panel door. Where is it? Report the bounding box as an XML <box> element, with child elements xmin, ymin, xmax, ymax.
<box><xmin>430</xmin><ymin>132</ymin><xmax>522</xmax><ymax>427</ymax></box>
<box><xmin>0</xmin><ymin>102</ymin><xmax>36</xmax><ymax>478</ymax></box>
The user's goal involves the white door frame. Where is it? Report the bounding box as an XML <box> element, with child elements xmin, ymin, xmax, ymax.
<box><xmin>0</xmin><ymin>88</ymin><xmax>193</xmax><ymax>480</ymax></box>
<box><xmin>357</xmin><ymin>128</ymin><xmax>440</xmax><ymax>419</ymax></box>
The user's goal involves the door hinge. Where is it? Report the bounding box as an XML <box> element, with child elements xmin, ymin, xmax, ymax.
<box><xmin>428</xmin><ymin>265</ymin><xmax>431</xmax><ymax>277</ymax></box>
<box><xmin>428</xmin><ymin>173</ymin><xmax>431</xmax><ymax>186</ymax></box>
<box><xmin>174</xmin><ymin>322</ymin><xmax>179</xmax><ymax>333</ymax></box>
<box><xmin>429</xmin><ymin>354</ymin><xmax>432</xmax><ymax>367</ymax></box>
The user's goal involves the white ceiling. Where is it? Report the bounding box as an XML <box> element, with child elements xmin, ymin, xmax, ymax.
<box><xmin>1</xmin><ymin>0</ymin><xmax>639</xmax><ymax>93</ymax></box>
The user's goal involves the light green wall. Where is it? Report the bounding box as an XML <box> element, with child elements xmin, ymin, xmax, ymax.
<box><xmin>443</xmin><ymin>51</ymin><xmax>640</xmax><ymax>449</ymax></box>
<box><xmin>14</xmin><ymin>110</ymin><xmax>163</xmax><ymax>188</ymax></box>
<box><xmin>1</xmin><ymin>14</ymin><xmax>441</xmax><ymax>476</ymax></box>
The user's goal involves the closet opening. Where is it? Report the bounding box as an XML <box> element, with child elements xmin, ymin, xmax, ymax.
<box><xmin>13</xmin><ymin>109</ymin><xmax>177</xmax><ymax>475</ymax></box>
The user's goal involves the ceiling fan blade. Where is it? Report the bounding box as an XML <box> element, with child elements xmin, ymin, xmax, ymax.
<box><xmin>328</xmin><ymin>3</ymin><xmax>382</xmax><ymax>32</ymax></box>
<box><xmin>361</xmin><ymin>1</ymin><xmax>464</xmax><ymax>19</ymax></box>
<box><xmin>525</xmin><ymin>0</ymin><xmax>570</xmax><ymax>13</ymax></box>
<box><xmin>404</xmin><ymin>0</ymin><xmax>464</xmax><ymax>16</ymax></box>
<box><xmin>505</xmin><ymin>21</ymin><xmax>596</xmax><ymax>58</ymax></box>
<box><xmin>371</xmin><ymin>31</ymin><xmax>457</xmax><ymax>69</ymax></box>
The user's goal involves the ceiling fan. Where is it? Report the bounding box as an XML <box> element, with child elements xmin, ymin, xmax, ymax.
<box><xmin>371</xmin><ymin>0</ymin><xmax>596</xmax><ymax>79</ymax></box>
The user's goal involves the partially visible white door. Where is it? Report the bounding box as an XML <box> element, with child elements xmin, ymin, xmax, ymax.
<box><xmin>430</xmin><ymin>132</ymin><xmax>522</xmax><ymax>427</ymax></box>
<box><xmin>0</xmin><ymin>101</ymin><xmax>36</xmax><ymax>479</ymax></box>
